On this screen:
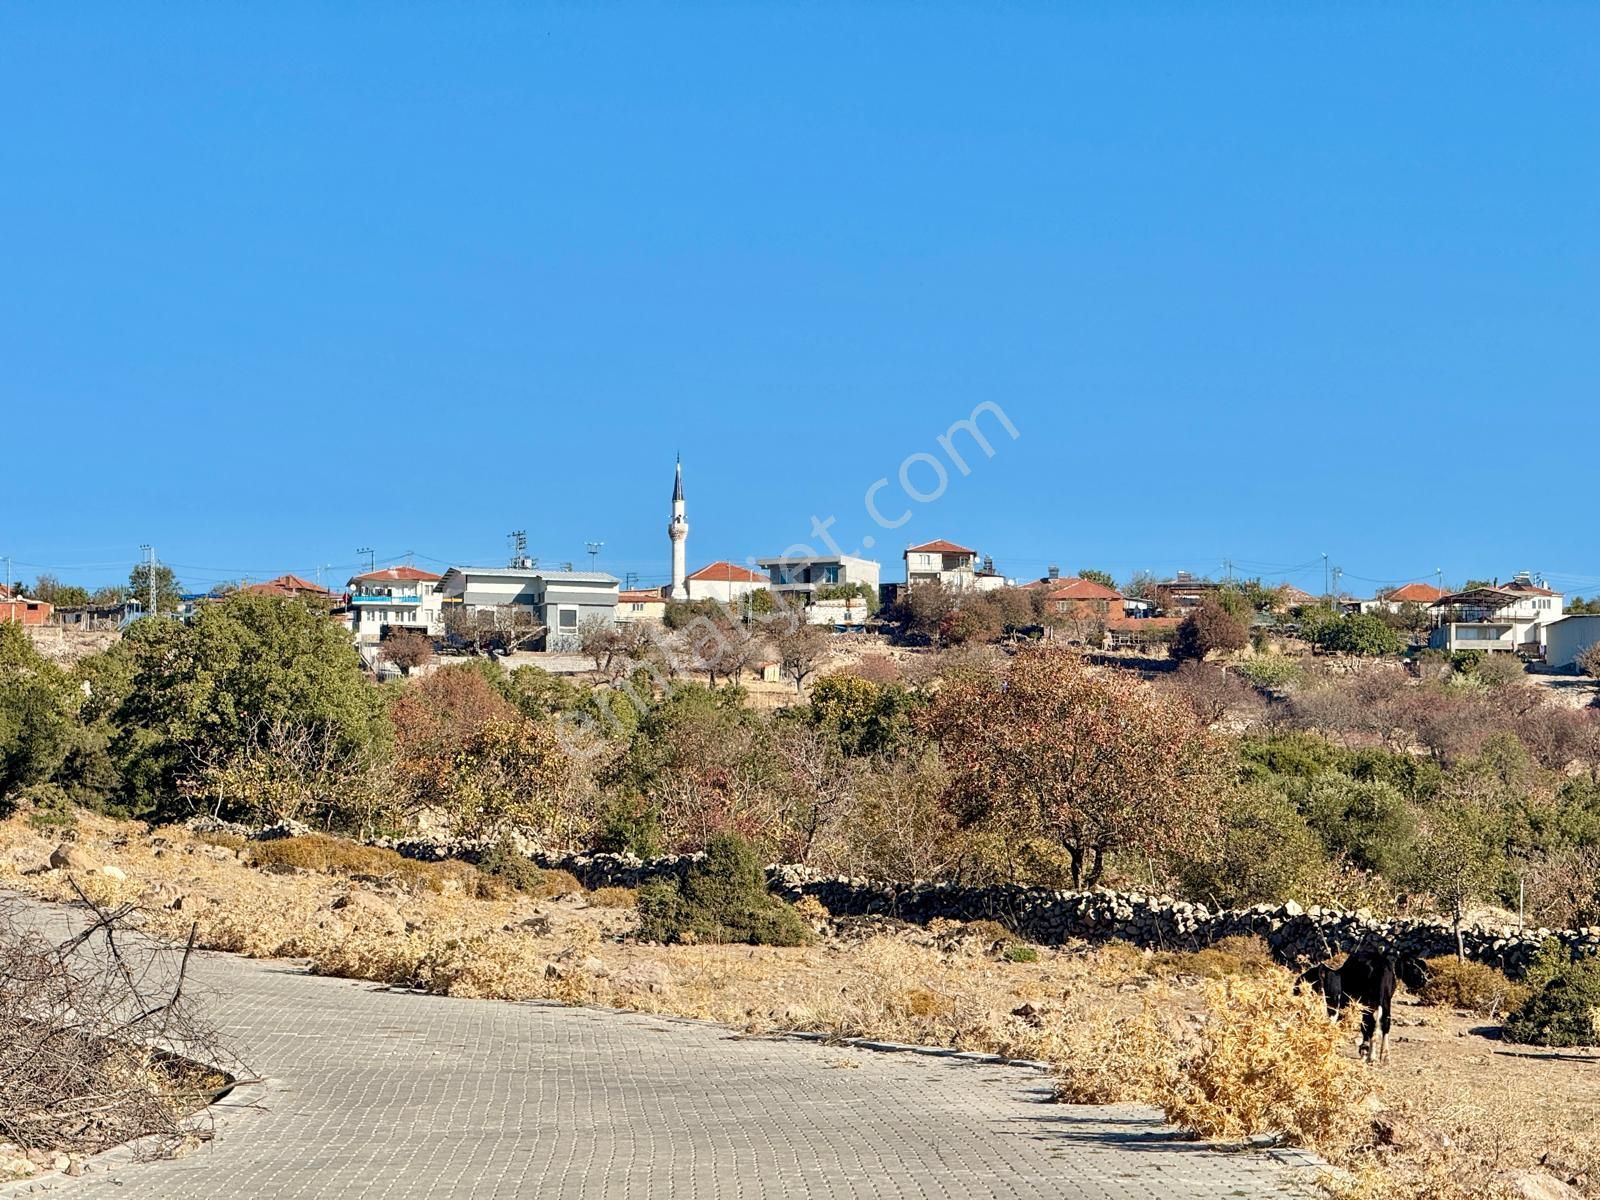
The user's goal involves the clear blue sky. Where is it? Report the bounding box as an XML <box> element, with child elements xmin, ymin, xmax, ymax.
<box><xmin>4</xmin><ymin>4</ymin><xmax>1598</xmax><ymax>598</ymax></box>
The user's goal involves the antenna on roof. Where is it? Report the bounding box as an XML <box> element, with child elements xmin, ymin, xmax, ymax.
<box><xmin>508</xmin><ymin>530</ymin><xmax>529</xmax><ymax>570</ymax></box>
<box><xmin>586</xmin><ymin>541</ymin><xmax>604</xmax><ymax>569</ymax></box>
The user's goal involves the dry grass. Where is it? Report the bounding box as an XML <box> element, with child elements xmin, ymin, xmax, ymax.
<box><xmin>1417</xmin><ymin>957</ymin><xmax>1530</xmax><ymax>1016</ymax></box>
<box><xmin>1164</xmin><ymin>975</ymin><xmax>1375</xmax><ymax>1151</ymax></box>
<box><xmin>586</xmin><ymin>886</ymin><xmax>638</xmax><ymax>908</ymax></box>
<box><xmin>3</xmin><ymin>812</ymin><xmax>1597</xmax><ymax>1200</ymax></box>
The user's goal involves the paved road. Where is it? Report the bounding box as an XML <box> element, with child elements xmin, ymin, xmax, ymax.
<box><xmin>13</xmin><ymin>901</ymin><xmax>1311</xmax><ymax>1199</ymax></box>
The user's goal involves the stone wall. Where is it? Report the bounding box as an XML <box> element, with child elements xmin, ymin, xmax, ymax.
<box><xmin>530</xmin><ymin>850</ymin><xmax>1591</xmax><ymax>977</ymax></box>
<box><xmin>206</xmin><ymin>821</ymin><xmax>1594</xmax><ymax>978</ymax></box>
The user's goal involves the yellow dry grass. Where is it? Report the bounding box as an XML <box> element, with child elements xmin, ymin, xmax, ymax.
<box><xmin>2</xmin><ymin>812</ymin><xmax>1594</xmax><ymax>1200</ymax></box>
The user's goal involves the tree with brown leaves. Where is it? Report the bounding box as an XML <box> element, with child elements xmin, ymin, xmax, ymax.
<box><xmin>927</xmin><ymin>646</ymin><xmax>1226</xmax><ymax>889</ymax></box>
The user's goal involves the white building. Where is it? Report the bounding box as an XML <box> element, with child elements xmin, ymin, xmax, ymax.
<box><xmin>755</xmin><ymin>553</ymin><xmax>880</xmax><ymax>606</ymax></box>
<box><xmin>902</xmin><ymin>539</ymin><xmax>1004</xmax><ymax>591</ymax></box>
<box><xmin>1429</xmin><ymin>574</ymin><xmax>1566</xmax><ymax>657</ymax></box>
<box><xmin>615</xmin><ymin>588</ymin><xmax>668</xmax><ymax>625</ymax></box>
<box><xmin>437</xmin><ymin>566</ymin><xmax>619</xmax><ymax>652</ymax></box>
<box><xmin>685</xmin><ymin>560</ymin><xmax>768</xmax><ymax>605</ymax></box>
<box><xmin>1546</xmin><ymin>615</ymin><xmax>1600</xmax><ymax>672</ymax></box>
<box><xmin>348</xmin><ymin>566</ymin><xmax>444</xmax><ymax>644</ymax></box>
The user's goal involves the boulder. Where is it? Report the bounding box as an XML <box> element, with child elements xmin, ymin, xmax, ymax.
<box><xmin>48</xmin><ymin>843</ymin><xmax>97</xmax><ymax>872</ymax></box>
<box><xmin>614</xmin><ymin>960</ymin><xmax>673</xmax><ymax>995</ymax></box>
<box><xmin>100</xmin><ymin>864</ymin><xmax>127</xmax><ymax>881</ymax></box>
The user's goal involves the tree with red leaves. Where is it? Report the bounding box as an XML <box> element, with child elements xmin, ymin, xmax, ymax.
<box><xmin>927</xmin><ymin>646</ymin><xmax>1226</xmax><ymax>889</ymax></box>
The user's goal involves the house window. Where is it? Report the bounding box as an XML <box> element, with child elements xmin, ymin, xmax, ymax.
<box><xmin>558</xmin><ymin>608</ymin><xmax>578</xmax><ymax>630</ymax></box>
<box><xmin>820</xmin><ymin>565</ymin><xmax>841</xmax><ymax>584</ymax></box>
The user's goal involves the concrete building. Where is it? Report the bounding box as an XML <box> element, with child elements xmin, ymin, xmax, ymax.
<box><xmin>755</xmin><ymin>554</ymin><xmax>880</xmax><ymax>606</ymax></box>
<box><xmin>1429</xmin><ymin>573</ymin><xmax>1565</xmax><ymax>657</ymax></box>
<box><xmin>437</xmin><ymin>565</ymin><xmax>619</xmax><ymax>652</ymax></box>
<box><xmin>668</xmin><ymin>458</ymin><xmax>689</xmax><ymax>601</ymax></box>
<box><xmin>348</xmin><ymin>566</ymin><xmax>444</xmax><ymax>644</ymax></box>
<box><xmin>685</xmin><ymin>561</ymin><xmax>767</xmax><ymax>605</ymax></box>
<box><xmin>1545</xmin><ymin>615</ymin><xmax>1600</xmax><ymax>672</ymax></box>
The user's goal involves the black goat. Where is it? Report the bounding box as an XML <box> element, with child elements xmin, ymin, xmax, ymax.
<box><xmin>1298</xmin><ymin>951</ymin><xmax>1430</xmax><ymax>1063</ymax></box>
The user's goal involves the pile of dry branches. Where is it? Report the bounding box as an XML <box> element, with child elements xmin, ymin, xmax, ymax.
<box><xmin>0</xmin><ymin>885</ymin><xmax>237</xmax><ymax>1158</ymax></box>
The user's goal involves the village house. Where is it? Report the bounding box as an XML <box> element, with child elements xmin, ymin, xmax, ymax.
<box><xmin>1429</xmin><ymin>573</ymin><xmax>1566</xmax><ymax>657</ymax></box>
<box><xmin>685</xmin><ymin>561</ymin><xmax>768</xmax><ymax>605</ymax></box>
<box><xmin>0</xmin><ymin>585</ymin><xmax>51</xmax><ymax>625</ymax></box>
<box><xmin>437</xmin><ymin>565</ymin><xmax>619</xmax><ymax>651</ymax></box>
<box><xmin>901</xmin><ymin>540</ymin><xmax>1005</xmax><ymax>592</ymax></box>
<box><xmin>348</xmin><ymin>566</ymin><xmax>445</xmax><ymax>644</ymax></box>
<box><xmin>614</xmin><ymin>588</ymin><xmax>668</xmax><ymax>625</ymax></box>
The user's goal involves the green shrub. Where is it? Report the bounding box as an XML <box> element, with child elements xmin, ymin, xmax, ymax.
<box><xmin>593</xmin><ymin>796</ymin><xmax>662</xmax><ymax>858</ymax></box>
<box><xmin>1504</xmin><ymin>945</ymin><xmax>1600</xmax><ymax>1047</ymax></box>
<box><xmin>634</xmin><ymin>834</ymin><xmax>812</xmax><ymax>947</ymax></box>
<box><xmin>475</xmin><ymin>838</ymin><xmax>547</xmax><ymax>895</ymax></box>
<box><xmin>1233</xmin><ymin>656</ymin><xmax>1303</xmax><ymax>690</ymax></box>
<box><xmin>20</xmin><ymin>783</ymin><xmax>77</xmax><ymax>831</ymax></box>
<box><xmin>1003</xmin><ymin>944</ymin><xmax>1039</xmax><ymax>963</ymax></box>
<box><xmin>1417</xmin><ymin>956</ymin><xmax>1529</xmax><ymax>1015</ymax></box>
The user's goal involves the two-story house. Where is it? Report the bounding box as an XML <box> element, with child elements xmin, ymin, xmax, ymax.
<box><xmin>348</xmin><ymin>566</ymin><xmax>444</xmax><ymax>644</ymax></box>
<box><xmin>756</xmin><ymin>554</ymin><xmax>879</xmax><ymax>600</ymax></box>
<box><xmin>1429</xmin><ymin>573</ymin><xmax>1565</xmax><ymax>657</ymax></box>
<box><xmin>436</xmin><ymin>566</ymin><xmax>619</xmax><ymax>651</ymax></box>
<box><xmin>903</xmin><ymin>540</ymin><xmax>981</xmax><ymax>590</ymax></box>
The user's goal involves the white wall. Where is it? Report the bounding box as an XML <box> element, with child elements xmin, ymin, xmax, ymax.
<box><xmin>1547</xmin><ymin>615</ymin><xmax>1600</xmax><ymax>670</ymax></box>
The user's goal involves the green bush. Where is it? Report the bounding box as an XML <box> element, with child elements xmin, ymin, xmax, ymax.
<box><xmin>635</xmin><ymin>834</ymin><xmax>812</xmax><ymax>947</ymax></box>
<box><xmin>20</xmin><ymin>782</ymin><xmax>77</xmax><ymax>831</ymax></box>
<box><xmin>475</xmin><ymin>838</ymin><xmax>547</xmax><ymax>894</ymax></box>
<box><xmin>593</xmin><ymin>796</ymin><xmax>662</xmax><ymax>858</ymax></box>
<box><xmin>1233</xmin><ymin>656</ymin><xmax>1302</xmax><ymax>690</ymax></box>
<box><xmin>1504</xmin><ymin>945</ymin><xmax>1600</xmax><ymax>1047</ymax></box>
<box><xmin>1003</xmin><ymin>944</ymin><xmax>1039</xmax><ymax>963</ymax></box>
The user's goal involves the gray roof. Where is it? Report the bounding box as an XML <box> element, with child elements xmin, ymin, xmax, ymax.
<box><xmin>443</xmin><ymin>567</ymin><xmax>618</xmax><ymax>585</ymax></box>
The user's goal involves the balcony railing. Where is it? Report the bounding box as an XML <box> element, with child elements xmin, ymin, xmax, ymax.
<box><xmin>351</xmin><ymin>594</ymin><xmax>422</xmax><ymax>605</ymax></box>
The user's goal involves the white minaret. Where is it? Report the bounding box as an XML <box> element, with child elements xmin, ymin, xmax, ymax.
<box><xmin>668</xmin><ymin>456</ymin><xmax>689</xmax><ymax>600</ymax></box>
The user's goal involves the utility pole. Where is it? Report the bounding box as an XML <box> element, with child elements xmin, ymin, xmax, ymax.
<box><xmin>139</xmin><ymin>544</ymin><xmax>156</xmax><ymax>614</ymax></box>
<box><xmin>586</xmin><ymin>541</ymin><xmax>604</xmax><ymax>570</ymax></box>
<box><xmin>357</xmin><ymin>546</ymin><xmax>375</xmax><ymax>573</ymax></box>
<box><xmin>2</xmin><ymin>556</ymin><xmax>10</xmax><ymax>598</ymax></box>
<box><xmin>624</xmin><ymin>571</ymin><xmax>638</xmax><ymax>591</ymax></box>
<box><xmin>508</xmin><ymin>530</ymin><xmax>528</xmax><ymax>569</ymax></box>
<box><xmin>1322</xmin><ymin>552</ymin><xmax>1330</xmax><ymax>600</ymax></box>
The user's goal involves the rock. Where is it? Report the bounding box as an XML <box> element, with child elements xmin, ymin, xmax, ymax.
<box><xmin>100</xmin><ymin>864</ymin><xmax>126</xmax><ymax>881</ymax></box>
<box><xmin>1502</xmin><ymin>1170</ymin><xmax>1584</xmax><ymax>1200</ymax></box>
<box><xmin>48</xmin><ymin>843</ymin><xmax>97</xmax><ymax>872</ymax></box>
<box><xmin>1281</xmin><ymin>899</ymin><xmax>1303</xmax><ymax>917</ymax></box>
<box><xmin>329</xmin><ymin>891</ymin><xmax>404</xmax><ymax>934</ymax></box>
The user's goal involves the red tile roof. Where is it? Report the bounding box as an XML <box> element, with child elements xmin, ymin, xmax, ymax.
<box><xmin>349</xmin><ymin>566</ymin><xmax>443</xmax><ymax>584</ymax></box>
<box><xmin>686</xmin><ymin>561</ymin><xmax>766</xmax><ymax>584</ymax></box>
<box><xmin>1386</xmin><ymin>582</ymin><xmax>1447</xmax><ymax>604</ymax></box>
<box><xmin>905</xmin><ymin>539</ymin><xmax>977</xmax><ymax>555</ymax></box>
<box><xmin>245</xmin><ymin>574</ymin><xmax>331</xmax><ymax>596</ymax></box>
<box><xmin>1047</xmin><ymin>577</ymin><xmax>1123</xmax><ymax>602</ymax></box>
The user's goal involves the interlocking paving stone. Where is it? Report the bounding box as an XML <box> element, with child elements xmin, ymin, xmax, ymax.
<box><xmin>10</xmin><ymin>899</ymin><xmax>1313</xmax><ymax>1198</ymax></box>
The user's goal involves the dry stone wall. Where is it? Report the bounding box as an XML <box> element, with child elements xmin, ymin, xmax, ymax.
<box><xmin>198</xmin><ymin>820</ymin><xmax>1593</xmax><ymax>978</ymax></box>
